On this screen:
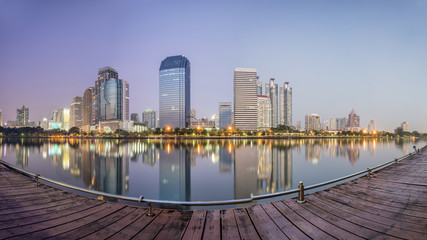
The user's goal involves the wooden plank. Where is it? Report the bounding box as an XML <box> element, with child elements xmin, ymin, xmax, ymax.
<box><xmin>154</xmin><ymin>210</ymin><xmax>193</xmax><ymax>240</ymax></box>
<box><xmin>260</xmin><ymin>202</ymin><xmax>309</xmax><ymax>240</ymax></box>
<box><xmin>181</xmin><ymin>210</ymin><xmax>207</xmax><ymax>240</ymax></box>
<box><xmin>202</xmin><ymin>210</ymin><xmax>221</xmax><ymax>240</ymax></box>
<box><xmin>220</xmin><ymin>209</ymin><xmax>240</xmax><ymax>240</ymax></box>
<box><xmin>247</xmin><ymin>204</ymin><xmax>289</xmax><ymax>240</ymax></box>
<box><xmin>233</xmin><ymin>208</ymin><xmax>260</xmax><ymax>240</ymax></box>
<box><xmin>131</xmin><ymin>209</ymin><xmax>175</xmax><ymax>239</ymax></box>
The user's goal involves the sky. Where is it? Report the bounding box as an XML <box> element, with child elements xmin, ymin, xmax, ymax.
<box><xmin>1</xmin><ymin>0</ymin><xmax>426</xmax><ymax>132</ymax></box>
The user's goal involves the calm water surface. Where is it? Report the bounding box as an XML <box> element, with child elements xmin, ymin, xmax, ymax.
<box><xmin>1</xmin><ymin>138</ymin><xmax>424</xmax><ymax>203</ymax></box>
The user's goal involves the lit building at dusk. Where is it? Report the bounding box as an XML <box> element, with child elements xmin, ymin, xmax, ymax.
<box><xmin>95</xmin><ymin>67</ymin><xmax>118</xmax><ymax>124</ymax></box>
<box><xmin>219</xmin><ymin>102</ymin><xmax>232</xmax><ymax>129</ymax></box>
<box><xmin>265</xmin><ymin>78</ymin><xmax>278</xmax><ymax>128</ymax></box>
<box><xmin>234</xmin><ymin>68</ymin><xmax>257</xmax><ymax>131</ymax></box>
<box><xmin>16</xmin><ymin>105</ymin><xmax>29</xmax><ymax>127</ymax></box>
<box><xmin>257</xmin><ymin>95</ymin><xmax>271</xmax><ymax>130</ymax></box>
<box><xmin>100</xmin><ymin>78</ymin><xmax>129</xmax><ymax>122</ymax></box>
<box><xmin>142</xmin><ymin>109</ymin><xmax>157</xmax><ymax>129</ymax></box>
<box><xmin>82</xmin><ymin>87</ymin><xmax>94</xmax><ymax>131</ymax></box>
<box><xmin>70</xmin><ymin>96</ymin><xmax>83</xmax><ymax>128</ymax></box>
<box><xmin>280</xmin><ymin>82</ymin><xmax>292</xmax><ymax>127</ymax></box>
<box><xmin>159</xmin><ymin>55</ymin><xmax>190</xmax><ymax>128</ymax></box>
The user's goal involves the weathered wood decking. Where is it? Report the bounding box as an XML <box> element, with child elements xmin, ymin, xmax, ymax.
<box><xmin>1</xmin><ymin>151</ymin><xmax>426</xmax><ymax>239</ymax></box>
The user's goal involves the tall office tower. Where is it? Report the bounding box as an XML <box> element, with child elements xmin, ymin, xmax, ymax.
<box><xmin>0</xmin><ymin>109</ymin><xmax>2</xmax><ymax>127</ymax></box>
<box><xmin>82</xmin><ymin>87</ymin><xmax>94</xmax><ymax>127</ymax></box>
<box><xmin>219</xmin><ymin>102</ymin><xmax>232</xmax><ymax>129</ymax></box>
<box><xmin>100</xmin><ymin>79</ymin><xmax>129</xmax><ymax>121</ymax></box>
<box><xmin>337</xmin><ymin>117</ymin><xmax>347</xmax><ymax>130</ymax></box>
<box><xmin>70</xmin><ymin>96</ymin><xmax>83</xmax><ymax>128</ymax></box>
<box><xmin>257</xmin><ymin>81</ymin><xmax>262</xmax><ymax>95</ymax></box>
<box><xmin>281</xmin><ymin>82</ymin><xmax>292</xmax><ymax>127</ymax></box>
<box><xmin>234</xmin><ymin>68</ymin><xmax>258</xmax><ymax>131</ymax></box>
<box><xmin>130</xmin><ymin>113</ymin><xmax>140</xmax><ymax>122</ymax></box>
<box><xmin>346</xmin><ymin>109</ymin><xmax>360</xmax><ymax>128</ymax></box>
<box><xmin>16</xmin><ymin>105</ymin><xmax>29</xmax><ymax>127</ymax></box>
<box><xmin>329</xmin><ymin>118</ymin><xmax>337</xmax><ymax>130</ymax></box>
<box><xmin>159</xmin><ymin>55</ymin><xmax>190</xmax><ymax>128</ymax></box>
<box><xmin>142</xmin><ymin>109</ymin><xmax>157</xmax><ymax>129</ymax></box>
<box><xmin>305</xmin><ymin>113</ymin><xmax>321</xmax><ymax>131</ymax></box>
<box><xmin>257</xmin><ymin>95</ymin><xmax>271</xmax><ymax>130</ymax></box>
<box><xmin>368</xmin><ymin>120</ymin><xmax>376</xmax><ymax>133</ymax></box>
<box><xmin>266</xmin><ymin>78</ymin><xmax>278</xmax><ymax>128</ymax></box>
<box><xmin>401</xmin><ymin>121</ymin><xmax>409</xmax><ymax>132</ymax></box>
<box><xmin>95</xmin><ymin>67</ymin><xmax>119</xmax><ymax>124</ymax></box>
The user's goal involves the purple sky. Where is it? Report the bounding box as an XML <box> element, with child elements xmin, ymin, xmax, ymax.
<box><xmin>1</xmin><ymin>0</ymin><xmax>427</xmax><ymax>132</ymax></box>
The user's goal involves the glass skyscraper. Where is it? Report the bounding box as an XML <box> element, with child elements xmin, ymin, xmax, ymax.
<box><xmin>95</xmin><ymin>67</ymin><xmax>118</xmax><ymax>124</ymax></box>
<box><xmin>100</xmin><ymin>79</ymin><xmax>129</xmax><ymax>121</ymax></box>
<box><xmin>159</xmin><ymin>55</ymin><xmax>190</xmax><ymax>128</ymax></box>
<box><xmin>219</xmin><ymin>102</ymin><xmax>232</xmax><ymax>129</ymax></box>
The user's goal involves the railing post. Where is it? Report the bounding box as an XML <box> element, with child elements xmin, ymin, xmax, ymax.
<box><xmin>146</xmin><ymin>203</ymin><xmax>155</xmax><ymax>217</ymax></box>
<box><xmin>35</xmin><ymin>174</ymin><xmax>40</xmax><ymax>186</ymax></box>
<box><xmin>297</xmin><ymin>181</ymin><xmax>306</xmax><ymax>204</ymax></box>
<box><xmin>395</xmin><ymin>158</ymin><xmax>398</xmax><ymax>163</ymax></box>
<box><xmin>367</xmin><ymin>168</ymin><xmax>371</xmax><ymax>179</ymax></box>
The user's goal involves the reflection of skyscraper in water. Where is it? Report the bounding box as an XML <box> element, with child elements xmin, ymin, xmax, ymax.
<box><xmin>159</xmin><ymin>147</ymin><xmax>191</xmax><ymax>201</ymax></box>
<box><xmin>256</xmin><ymin>144</ymin><xmax>272</xmax><ymax>194</ymax></box>
<box><xmin>279</xmin><ymin>149</ymin><xmax>292</xmax><ymax>191</ymax></box>
<box><xmin>219</xmin><ymin>147</ymin><xmax>232</xmax><ymax>173</ymax></box>
<box><xmin>16</xmin><ymin>145</ymin><xmax>29</xmax><ymax>168</ymax></box>
<box><xmin>81</xmin><ymin>140</ymin><xmax>95</xmax><ymax>188</ymax></box>
<box><xmin>142</xmin><ymin>144</ymin><xmax>157</xmax><ymax>166</ymax></box>
<box><xmin>346</xmin><ymin>146</ymin><xmax>360</xmax><ymax>166</ymax></box>
<box><xmin>305</xmin><ymin>144</ymin><xmax>321</xmax><ymax>164</ymax></box>
<box><xmin>234</xmin><ymin>144</ymin><xmax>258</xmax><ymax>199</ymax></box>
<box><xmin>94</xmin><ymin>143</ymin><xmax>129</xmax><ymax>195</ymax></box>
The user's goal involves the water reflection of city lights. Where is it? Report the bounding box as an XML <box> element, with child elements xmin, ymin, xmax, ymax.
<box><xmin>166</xmin><ymin>144</ymin><xmax>171</xmax><ymax>154</ymax></box>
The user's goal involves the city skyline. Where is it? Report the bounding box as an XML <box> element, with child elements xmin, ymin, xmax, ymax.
<box><xmin>1</xmin><ymin>1</ymin><xmax>427</xmax><ymax>132</ymax></box>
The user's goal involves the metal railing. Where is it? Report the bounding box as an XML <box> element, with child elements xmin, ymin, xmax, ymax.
<box><xmin>0</xmin><ymin>146</ymin><xmax>422</xmax><ymax>216</ymax></box>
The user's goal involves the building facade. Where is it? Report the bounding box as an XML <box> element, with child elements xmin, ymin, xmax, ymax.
<box><xmin>16</xmin><ymin>105</ymin><xmax>29</xmax><ymax>127</ymax></box>
<box><xmin>95</xmin><ymin>67</ymin><xmax>119</xmax><ymax>124</ymax></box>
<box><xmin>100</xmin><ymin>79</ymin><xmax>129</xmax><ymax>122</ymax></box>
<box><xmin>305</xmin><ymin>113</ymin><xmax>321</xmax><ymax>131</ymax></box>
<box><xmin>70</xmin><ymin>96</ymin><xmax>83</xmax><ymax>128</ymax></box>
<box><xmin>234</xmin><ymin>68</ymin><xmax>258</xmax><ymax>131</ymax></box>
<box><xmin>257</xmin><ymin>95</ymin><xmax>271</xmax><ymax>130</ymax></box>
<box><xmin>281</xmin><ymin>82</ymin><xmax>292</xmax><ymax>127</ymax></box>
<box><xmin>159</xmin><ymin>55</ymin><xmax>190</xmax><ymax>128</ymax></box>
<box><xmin>130</xmin><ymin>113</ymin><xmax>140</xmax><ymax>122</ymax></box>
<box><xmin>368</xmin><ymin>120</ymin><xmax>376</xmax><ymax>133</ymax></box>
<box><xmin>142</xmin><ymin>109</ymin><xmax>157</xmax><ymax>129</ymax></box>
<box><xmin>401</xmin><ymin>121</ymin><xmax>409</xmax><ymax>132</ymax></box>
<box><xmin>346</xmin><ymin>109</ymin><xmax>360</xmax><ymax>128</ymax></box>
<box><xmin>266</xmin><ymin>78</ymin><xmax>278</xmax><ymax>128</ymax></box>
<box><xmin>219</xmin><ymin>102</ymin><xmax>232</xmax><ymax>129</ymax></box>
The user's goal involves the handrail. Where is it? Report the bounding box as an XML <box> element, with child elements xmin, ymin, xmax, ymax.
<box><xmin>0</xmin><ymin>147</ymin><xmax>420</xmax><ymax>207</ymax></box>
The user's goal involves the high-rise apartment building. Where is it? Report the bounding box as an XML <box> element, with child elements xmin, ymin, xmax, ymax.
<box><xmin>219</xmin><ymin>102</ymin><xmax>232</xmax><ymax>129</ymax></box>
<box><xmin>280</xmin><ymin>82</ymin><xmax>292</xmax><ymax>127</ymax></box>
<box><xmin>130</xmin><ymin>113</ymin><xmax>140</xmax><ymax>122</ymax></box>
<box><xmin>100</xmin><ymin>79</ymin><xmax>129</xmax><ymax>121</ymax></box>
<box><xmin>159</xmin><ymin>55</ymin><xmax>190</xmax><ymax>128</ymax></box>
<box><xmin>16</xmin><ymin>105</ymin><xmax>29</xmax><ymax>127</ymax></box>
<box><xmin>49</xmin><ymin>108</ymin><xmax>70</xmax><ymax>130</ymax></box>
<box><xmin>266</xmin><ymin>78</ymin><xmax>278</xmax><ymax>128</ymax></box>
<box><xmin>82</xmin><ymin>87</ymin><xmax>94</xmax><ymax>128</ymax></box>
<box><xmin>368</xmin><ymin>120</ymin><xmax>376</xmax><ymax>133</ymax></box>
<box><xmin>70</xmin><ymin>96</ymin><xmax>83</xmax><ymax>128</ymax></box>
<box><xmin>347</xmin><ymin>109</ymin><xmax>360</xmax><ymax>128</ymax></box>
<box><xmin>329</xmin><ymin>118</ymin><xmax>337</xmax><ymax>130</ymax></box>
<box><xmin>257</xmin><ymin>95</ymin><xmax>271</xmax><ymax>130</ymax></box>
<box><xmin>234</xmin><ymin>68</ymin><xmax>258</xmax><ymax>131</ymax></box>
<box><xmin>142</xmin><ymin>109</ymin><xmax>157</xmax><ymax>129</ymax></box>
<box><xmin>257</xmin><ymin>81</ymin><xmax>262</xmax><ymax>95</ymax></box>
<box><xmin>401</xmin><ymin>121</ymin><xmax>409</xmax><ymax>132</ymax></box>
<box><xmin>305</xmin><ymin>113</ymin><xmax>321</xmax><ymax>131</ymax></box>
<box><xmin>95</xmin><ymin>67</ymin><xmax>118</xmax><ymax>124</ymax></box>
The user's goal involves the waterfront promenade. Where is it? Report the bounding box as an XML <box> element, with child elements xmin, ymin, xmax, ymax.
<box><xmin>0</xmin><ymin>151</ymin><xmax>426</xmax><ymax>239</ymax></box>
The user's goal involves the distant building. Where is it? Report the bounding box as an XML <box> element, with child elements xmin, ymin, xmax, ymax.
<box><xmin>256</xmin><ymin>81</ymin><xmax>262</xmax><ymax>95</ymax></box>
<box><xmin>40</xmin><ymin>118</ymin><xmax>49</xmax><ymax>130</ymax></box>
<box><xmin>368</xmin><ymin>120</ymin><xmax>376</xmax><ymax>133</ymax></box>
<box><xmin>234</xmin><ymin>68</ymin><xmax>258</xmax><ymax>131</ymax></box>
<box><xmin>266</xmin><ymin>78</ymin><xmax>278</xmax><ymax>127</ymax></box>
<box><xmin>401</xmin><ymin>121</ymin><xmax>409</xmax><ymax>132</ymax></box>
<box><xmin>142</xmin><ymin>109</ymin><xmax>157</xmax><ymax>129</ymax></box>
<box><xmin>16</xmin><ymin>105</ymin><xmax>29</xmax><ymax>127</ymax></box>
<box><xmin>82</xmin><ymin>87</ymin><xmax>94</xmax><ymax>131</ymax></box>
<box><xmin>159</xmin><ymin>55</ymin><xmax>191</xmax><ymax>128</ymax></box>
<box><xmin>346</xmin><ymin>109</ymin><xmax>360</xmax><ymax>128</ymax></box>
<box><xmin>130</xmin><ymin>113</ymin><xmax>140</xmax><ymax>122</ymax></box>
<box><xmin>322</xmin><ymin>120</ymin><xmax>330</xmax><ymax>130</ymax></box>
<box><xmin>95</xmin><ymin>67</ymin><xmax>119</xmax><ymax>124</ymax></box>
<box><xmin>280</xmin><ymin>82</ymin><xmax>292</xmax><ymax>127</ymax></box>
<box><xmin>257</xmin><ymin>95</ymin><xmax>271</xmax><ymax>130</ymax></box>
<box><xmin>70</xmin><ymin>96</ymin><xmax>83</xmax><ymax>128</ymax></box>
<box><xmin>190</xmin><ymin>117</ymin><xmax>216</xmax><ymax>129</ymax></box>
<box><xmin>219</xmin><ymin>102</ymin><xmax>232</xmax><ymax>129</ymax></box>
<box><xmin>211</xmin><ymin>114</ymin><xmax>219</xmax><ymax>128</ymax></box>
<box><xmin>305</xmin><ymin>114</ymin><xmax>321</xmax><ymax>131</ymax></box>
<box><xmin>49</xmin><ymin>108</ymin><xmax>70</xmax><ymax>131</ymax></box>
<box><xmin>100</xmin><ymin>78</ymin><xmax>129</xmax><ymax>121</ymax></box>
<box><xmin>337</xmin><ymin>117</ymin><xmax>347</xmax><ymax>130</ymax></box>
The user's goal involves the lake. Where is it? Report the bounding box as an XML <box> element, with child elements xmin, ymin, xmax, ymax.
<box><xmin>0</xmin><ymin>137</ymin><xmax>424</xmax><ymax>205</ymax></box>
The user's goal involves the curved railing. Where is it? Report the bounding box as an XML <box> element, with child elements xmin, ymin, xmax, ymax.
<box><xmin>0</xmin><ymin>146</ymin><xmax>422</xmax><ymax>215</ymax></box>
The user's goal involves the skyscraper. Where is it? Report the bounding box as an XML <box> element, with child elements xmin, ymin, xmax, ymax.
<box><xmin>266</xmin><ymin>78</ymin><xmax>278</xmax><ymax>128</ymax></box>
<box><xmin>234</xmin><ymin>68</ymin><xmax>258</xmax><ymax>131</ymax></box>
<box><xmin>142</xmin><ymin>109</ymin><xmax>157</xmax><ymax>129</ymax></box>
<box><xmin>281</xmin><ymin>82</ymin><xmax>292</xmax><ymax>127</ymax></box>
<box><xmin>305</xmin><ymin>113</ymin><xmax>321</xmax><ymax>131</ymax></box>
<box><xmin>82</xmin><ymin>87</ymin><xmax>94</xmax><ymax>128</ymax></box>
<box><xmin>401</xmin><ymin>121</ymin><xmax>409</xmax><ymax>132</ymax></box>
<box><xmin>95</xmin><ymin>67</ymin><xmax>118</xmax><ymax>124</ymax></box>
<box><xmin>16</xmin><ymin>105</ymin><xmax>29</xmax><ymax>127</ymax></box>
<box><xmin>368</xmin><ymin>120</ymin><xmax>376</xmax><ymax>133</ymax></box>
<box><xmin>159</xmin><ymin>55</ymin><xmax>190</xmax><ymax>128</ymax></box>
<box><xmin>70</xmin><ymin>96</ymin><xmax>83</xmax><ymax>128</ymax></box>
<box><xmin>100</xmin><ymin>78</ymin><xmax>129</xmax><ymax>121</ymax></box>
<box><xmin>219</xmin><ymin>102</ymin><xmax>232</xmax><ymax>129</ymax></box>
<box><xmin>347</xmin><ymin>109</ymin><xmax>360</xmax><ymax>128</ymax></box>
<box><xmin>257</xmin><ymin>95</ymin><xmax>271</xmax><ymax>130</ymax></box>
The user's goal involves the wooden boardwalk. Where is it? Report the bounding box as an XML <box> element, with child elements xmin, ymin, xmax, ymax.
<box><xmin>1</xmin><ymin>152</ymin><xmax>426</xmax><ymax>239</ymax></box>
